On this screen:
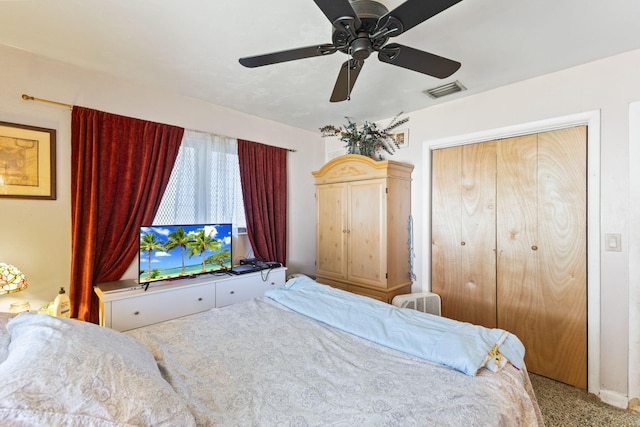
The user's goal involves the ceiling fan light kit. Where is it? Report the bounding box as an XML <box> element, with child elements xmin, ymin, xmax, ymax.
<box><xmin>239</xmin><ymin>0</ymin><xmax>463</xmax><ymax>102</ymax></box>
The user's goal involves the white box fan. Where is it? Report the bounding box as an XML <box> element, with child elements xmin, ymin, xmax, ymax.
<box><xmin>392</xmin><ymin>292</ymin><xmax>441</xmax><ymax>316</ymax></box>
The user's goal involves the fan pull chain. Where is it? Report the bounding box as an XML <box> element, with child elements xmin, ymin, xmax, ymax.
<box><xmin>347</xmin><ymin>47</ymin><xmax>352</xmax><ymax>101</ymax></box>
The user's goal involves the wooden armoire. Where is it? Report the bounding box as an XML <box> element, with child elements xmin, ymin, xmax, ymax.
<box><xmin>431</xmin><ymin>126</ymin><xmax>587</xmax><ymax>389</ymax></box>
<box><xmin>312</xmin><ymin>154</ymin><xmax>413</xmax><ymax>302</ymax></box>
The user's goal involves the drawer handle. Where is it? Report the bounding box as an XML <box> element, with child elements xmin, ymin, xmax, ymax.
<box><xmin>133</xmin><ymin>311</ymin><xmax>140</xmax><ymax>316</ymax></box>
<box><xmin>230</xmin><ymin>291</ymin><xmax>235</xmax><ymax>295</ymax></box>
<box><xmin>198</xmin><ymin>297</ymin><xmax>203</xmax><ymax>301</ymax></box>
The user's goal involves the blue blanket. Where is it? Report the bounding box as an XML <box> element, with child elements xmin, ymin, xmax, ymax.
<box><xmin>265</xmin><ymin>276</ymin><xmax>525</xmax><ymax>376</ymax></box>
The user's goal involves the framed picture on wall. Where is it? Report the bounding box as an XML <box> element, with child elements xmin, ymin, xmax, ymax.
<box><xmin>0</xmin><ymin>121</ymin><xmax>56</xmax><ymax>200</ymax></box>
<box><xmin>391</xmin><ymin>128</ymin><xmax>409</xmax><ymax>148</ymax></box>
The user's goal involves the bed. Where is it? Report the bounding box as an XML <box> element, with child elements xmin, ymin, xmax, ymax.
<box><xmin>0</xmin><ymin>276</ymin><xmax>544</xmax><ymax>426</ymax></box>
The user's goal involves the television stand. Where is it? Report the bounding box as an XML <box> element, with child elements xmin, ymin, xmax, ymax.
<box><xmin>95</xmin><ymin>267</ymin><xmax>286</xmax><ymax>332</ymax></box>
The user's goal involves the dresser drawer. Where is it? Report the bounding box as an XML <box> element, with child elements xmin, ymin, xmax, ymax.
<box><xmin>216</xmin><ymin>269</ymin><xmax>285</xmax><ymax>307</ymax></box>
<box><xmin>216</xmin><ymin>279</ymin><xmax>260</xmax><ymax>307</ymax></box>
<box><xmin>111</xmin><ymin>283</ymin><xmax>215</xmax><ymax>331</ymax></box>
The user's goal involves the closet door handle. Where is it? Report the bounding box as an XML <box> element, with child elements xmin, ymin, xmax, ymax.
<box><xmin>531</xmin><ymin>245</ymin><xmax>538</xmax><ymax>251</ymax></box>
<box><xmin>461</xmin><ymin>241</ymin><xmax>466</xmax><ymax>246</ymax></box>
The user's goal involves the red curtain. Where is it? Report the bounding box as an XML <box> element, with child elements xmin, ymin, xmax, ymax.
<box><xmin>71</xmin><ymin>107</ymin><xmax>184</xmax><ymax>323</ymax></box>
<box><xmin>238</xmin><ymin>140</ymin><xmax>287</xmax><ymax>265</ymax></box>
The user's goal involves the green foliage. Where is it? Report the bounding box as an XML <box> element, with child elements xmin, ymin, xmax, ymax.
<box><xmin>164</xmin><ymin>227</ymin><xmax>190</xmax><ymax>275</ymax></box>
<box><xmin>187</xmin><ymin>228</ymin><xmax>223</xmax><ymax>272</ymax></box>
<box><xmin>320</xmin><ymin>113</ymin><xmax>409</xmax><ymax>160</ymax></box>
<box><xmin>206</xmin><ymin>248</ymin><xmax>231</xmax><ymax>269</ymax></box>
<box><xmin>140</xmin><ymin>232</ymin><xmax>166</xmax><ymax>281</ymax></box>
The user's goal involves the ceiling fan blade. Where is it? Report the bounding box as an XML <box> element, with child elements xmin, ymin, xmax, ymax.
<box><xmin>239</xmin><ymin>44</ymin><xmax>337</xmax><ymax>68</ymax></box>
<box><xmin>378</xmin><ymin>0</ymin><xmax>463</xmax><ymax>36</ymax></box>
<box><xmin>314</xmin><ymin>0</ymin><xmax>361</xmax><ymax>29</ymax></box>
<box><xmin>330</xmin><ymin>59</ymin><xmax>363</xmax><ymax>102</ymax></box>
<box><xmin>378</xmin><ymin>43</ymin><xmax>460</xmax><ymax>79</ymax></box>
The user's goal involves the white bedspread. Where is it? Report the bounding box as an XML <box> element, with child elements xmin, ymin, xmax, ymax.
<box><xmin>127</xmin><ymin>297</ymin><xmax>544</xmax><ymax>426</ymax></box>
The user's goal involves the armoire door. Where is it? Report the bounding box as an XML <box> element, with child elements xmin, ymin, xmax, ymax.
<box><xmin>497</xmin><ymin>127</ymin><xmax>587</xmax><ymax>389</ymax></box>
<box><xmin>315</xmin><ymin>183</ymin><xmax>348</xmax><ymax>280</ymax></box>
<box><xmin>432</xmin><ymin>142</ymin><xmax>498</xmax><ymax>329</ymax></box>
<box><xmin>347</xmin><ymin>178</ymin><xmax>387</xmax><ymax>288</ymax></box>
<box><xmin>315</xmin><ymin>179</ymin><xmax>387</xmax><ymax>288</ymax></box>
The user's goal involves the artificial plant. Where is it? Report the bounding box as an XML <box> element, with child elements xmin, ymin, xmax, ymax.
<box><xmin>320</xmin><ymin>113</ymin><xmax>409</xmax><ymax>160</ymax></box>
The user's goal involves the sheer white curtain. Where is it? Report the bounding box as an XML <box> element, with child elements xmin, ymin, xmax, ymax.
<box><xmin>153</xmin><ymin>130</ymin><xmax>246</xmax><ymax>228</ymax></box>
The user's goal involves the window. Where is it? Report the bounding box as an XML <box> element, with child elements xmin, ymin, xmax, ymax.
<box><xmin>153</xmin><ymin>130</ymin><xmax>246</xmax><ymax>228</ymax></box>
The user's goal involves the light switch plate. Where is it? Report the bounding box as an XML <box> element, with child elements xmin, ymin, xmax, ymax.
<box><xmin>605</xmin><ymin>233</ymin><xmax>622</xmax><ymax>252</ymax></box>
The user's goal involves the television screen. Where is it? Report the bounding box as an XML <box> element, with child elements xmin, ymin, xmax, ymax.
<box><xmin>139</xmin><ymin>223</ymin><xmax>232</xmax><ymax>284</ymax></box>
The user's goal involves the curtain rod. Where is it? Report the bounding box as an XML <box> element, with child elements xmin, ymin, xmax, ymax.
<box><xmin>22</xmin><ymin>93</ymin><xmax>73</xmax><ymax>109</ymax></box>
<box><xmin>21</xmin><ymin>93</ymin><xmax>297</xmax><ymax>152</ymax></box>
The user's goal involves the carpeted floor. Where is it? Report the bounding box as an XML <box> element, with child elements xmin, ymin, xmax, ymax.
<box><xmin>530</xmin><ymin>373</ymin><xmax>640</xmax><ymax>426</ymax></box>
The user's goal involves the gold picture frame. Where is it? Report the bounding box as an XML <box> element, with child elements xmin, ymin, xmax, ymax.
<box><xmin>391</xmin><ymin>128</ymin><xmax>409</xmax><ymax>148</ymax></box>
<box><xmin>0</xmin><ymin>121</ymin><xmax>56</xmax><ymax>200</ymax></box>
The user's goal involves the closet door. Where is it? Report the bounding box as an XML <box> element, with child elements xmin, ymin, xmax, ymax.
<box><xmin>497</xmin><ymin>127</ymin><xmax>586</xmax><ymax>389</ymax></box>
<box><xmin>432</xmin><ymin>142</ymin><xmax>497</xmax><ymax>328</ymax></box>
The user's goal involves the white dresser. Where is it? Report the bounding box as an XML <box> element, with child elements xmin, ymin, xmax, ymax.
<box><xmin>95</xmin><ymin>267</ymin><xmax>286</xmax><ymax>332</ymax></box>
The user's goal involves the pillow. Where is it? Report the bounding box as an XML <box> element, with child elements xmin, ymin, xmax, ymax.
<box><xmin>0</xmin><ymin>313</ymin><xmax>195</xmax><ymax>426</ymax></box>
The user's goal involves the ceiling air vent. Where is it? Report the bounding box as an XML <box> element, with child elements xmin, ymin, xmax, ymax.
<box><xmin>424</xmin><ymin>80</ymin><xmax>466</xmax><ymax>99</ymax></box>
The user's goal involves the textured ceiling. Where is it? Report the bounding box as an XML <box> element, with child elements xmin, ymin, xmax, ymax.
<box><xmin>1</xmin><ymin>0</ymin><xmax>639</xmax><ymax>132</ymax></box>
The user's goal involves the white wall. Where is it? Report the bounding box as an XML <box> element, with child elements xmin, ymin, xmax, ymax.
<box><xmin>0</xmin><ymin>44</ymin><xmax>324</xmax><ymax>312</ymax></box>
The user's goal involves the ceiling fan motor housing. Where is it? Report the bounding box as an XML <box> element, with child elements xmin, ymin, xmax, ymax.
<box><xmin>334</xmin><ymin>0</ymin><xmax>389</xmax><ymax>57</ymax></box>
<box><xmin>349</xmin><ymin>0</ymin><xmax>388</xmax><ymax>21</ymax></box>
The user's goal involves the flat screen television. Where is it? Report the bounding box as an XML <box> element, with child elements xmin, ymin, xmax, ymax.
<box><xmin>139</xmin><ymin>223</ymin><xmax>232</xmax><ymax>284</ymax></box>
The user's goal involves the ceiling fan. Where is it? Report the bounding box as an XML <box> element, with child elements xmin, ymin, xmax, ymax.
<box><xmin>239</xmin><ymin>0</ymin><xmax>463</xmax><ymax>102</ymax></box>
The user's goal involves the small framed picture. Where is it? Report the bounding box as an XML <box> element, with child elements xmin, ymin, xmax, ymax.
<box><xmin>391</xmin><ymin>129</ymin><xmax>409</xmax><ymax>148</ymax></box>
<box><xmin>0</xmin><ymin>121</ymin><xmax>56</xmax><ymax>200</ymax></box>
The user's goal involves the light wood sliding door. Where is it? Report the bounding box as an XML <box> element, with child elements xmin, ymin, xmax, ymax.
<box><xmin>432</xmin><ymin>142</ymin><xmax>497</xmax><ymax>329</ymax></box>
<box><xmin>497</xmin><ymin>127</ymin><xmax>587</xmax><ymax>389</ymax></box>
<box><xmin>432</xmin><ymin>126</ymin><xmax>587</xmax><ymax>389</ymax></box>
